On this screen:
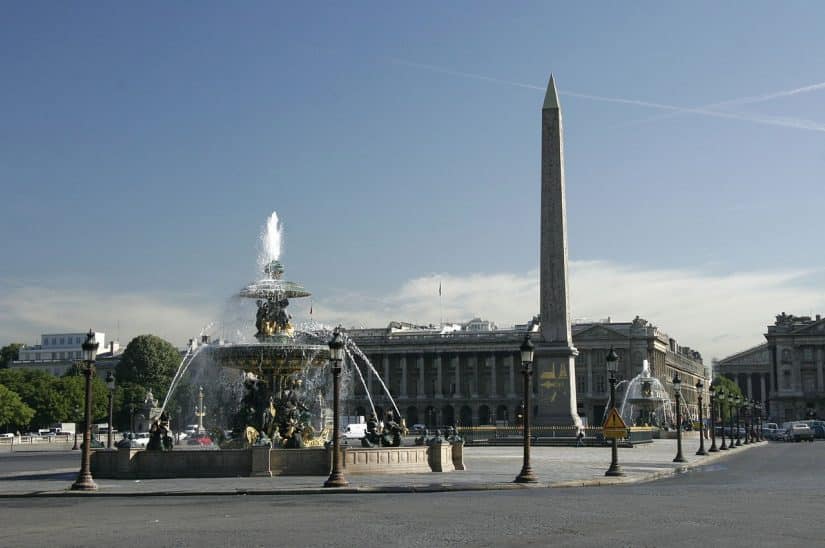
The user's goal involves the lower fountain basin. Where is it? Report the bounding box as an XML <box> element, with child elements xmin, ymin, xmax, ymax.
<box><xmin>90</xmin><ymin>444</ymin><xmax>465</xmax><ymax>478</ymax></box>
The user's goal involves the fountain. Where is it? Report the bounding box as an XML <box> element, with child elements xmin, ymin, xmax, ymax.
<box><xmin>91</xmin><ymin>212</ymin><xmax>464</xmax><ymax>478</ymax></box>
<box><xmin>619</xmin><ymin>359</ymin><xmax>675</xmax><ymax>429</ymax></box>
<box><xmin>205</xmin><ymin>258</ymin><xmax>331</xmax><ymax>449</ymax></box>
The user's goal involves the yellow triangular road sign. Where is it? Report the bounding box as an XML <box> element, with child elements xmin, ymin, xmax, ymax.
<box><xmin>602</xmin><ymin>407</ymin><xmax>627</xmax><ymax>430</ymax></box>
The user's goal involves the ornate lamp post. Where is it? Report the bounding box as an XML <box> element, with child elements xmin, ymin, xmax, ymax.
<box><xmin>324</xmin><ymin>328</ymin><xmax>349</xmax><ymax>488</ymax></box>
<box><xmin>743</xmin><ymin>400</ymin><xmax>751</xmax><ymax>445</ymax></box>
<box><xmin>756</xmin><ymin>402</ymin><xmax>763</xmax><ymax>441</ymax></box>
<box><xmin>695</xmin><ymin>380</ymin><xmax>707</xmax><ymax>456</ymax></box>
<box><xmin>604</xmin><ymin>346</ymin><xmax>624</xmax><ymax>477</ymax></box>
<box><xmin>728</xmin><ymin>394</ymin><xmax>737</xmax><ymax>448</ymax></box>
<box><xmin>708</xmin><ymin>385</ymin><xmax>718</xmax><ymax>452</ymax></box>
<box><xmin>672</xmin><ymin>373</ymin><xmax>686</xmax><ymax>463</ymax></box>
<box><xmin>195</xmin><ymin>386</ymin><xmax>206</xmax><ymax>434</ymax></box>
<box><xmin>735</xmin><ymin>395</ymin><xmax>742</xmax><ymax>446</ymax></box>
<box><xmin>72</xmin><ymin>405</ymin><xmax>81</xmax><ymax>451</ymax></box>
<box><xmin>71</xmin><ymin>330</ymin><xmax>99</xmax><ymax>491</ymax></box>
<box><xmin>718</xmin><ymin>391</ymin><xmax>728</xmax><ymax>450</ymax></box>
<box><xmin>514</xmin><ymin>332</ymin><xmax>537</xmax><ymax>483</ymax></box>
<box><xmin>105</xmin><ymin>371</ymin><xmax>116</xmax><ymax>448</ymax></box>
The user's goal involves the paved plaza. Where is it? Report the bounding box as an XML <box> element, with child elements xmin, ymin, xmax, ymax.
<box><xmin>1</xmin><ymin>437</ymin><xmax>759</xmax><ymax>496</ymax></box>
<box><xmin>0</xmin><ymin>441</ymin><xmax>822</xmax><ymax>548</ymax></box>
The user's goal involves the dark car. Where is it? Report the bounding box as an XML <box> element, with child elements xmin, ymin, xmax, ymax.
<box><xmin>808</xmin><ymin>422</ymin><xmax>825</xmax><ymax>439</ymax></box>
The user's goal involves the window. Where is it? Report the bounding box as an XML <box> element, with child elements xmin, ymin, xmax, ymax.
<box><xmin>51</xmin><ymin>338</ymin><xmax>57</xmax><ymax>345</ymax></box>
<box><xmin>51</xmin><ymin>352</ymin><xmax>57</xmax><ymax>360</ymax></box>
<box><xmin>59</xmin><ymin>337</ymin><xmax>65</xmax><ymax>345</ymax></box>
<box><xmin>595</xmin><ymin>374</ymin><xmax>606</xmax><ymax>393</ymax></box>
<box><xmin>576</xmin><ymin>375</ymin><xmax>587</xmax><ymax>393</ymax></box>
<box><xmin>804</xmin><ymin>347</ymin><xmax>813</xmax><ymax>362</ymax></box>
<box><xmin>782</xmin><ymin>370</ymin><xmax>792</xmax><ymax>389</ymax></box>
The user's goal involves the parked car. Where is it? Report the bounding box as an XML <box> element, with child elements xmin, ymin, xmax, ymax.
<box><xmin>133</xmin><ymin>432</ymin><xmax>151</xmax><ymax>448</ymax></box>
<box><xmin>785</xmin><ymin>423</ymin><xmax>814</xmax><ymax>442</ymax></box>
<box><xmin>187</xmin><ymin>434</ymin><xmax>214</xmax><ymax>446</ymax></box>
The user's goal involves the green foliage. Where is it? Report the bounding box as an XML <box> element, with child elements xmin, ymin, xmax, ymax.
<box><xmin>0</xmin><ymin>384</ymin><xmax>35</xmax><ymax>430</ymax></box>
<box><xmin>115</xmin><ymin>335</ymin><xmax>181</xmax><ymax>396</ymax></box>
<box><xmin>0</xmin><ymin>343</ymin><xmax>23</xmax><ymax>368</ymax></box>
<box><xmin>113</xmin><ymin>381</ymin><xmax>149</xmax><ymax>431</ymax></box>
<box><xmin>712</xmin><ymin>375</ymin><xmax>744</xmax><ymax>416</ymax></box>
<box><xmin>0</xmin><ymin>369</ymin><xmax>66</xmax><ymax>428</ymax></box>
<box><xmin>58</xmin><ymin>370</ymin><xmax>111</xmax><ymax>425</ymax></box>
<box><xmin>0</xmin><ymin>367</ymin><xmax>110</xmax><ymax>429</ymax></box>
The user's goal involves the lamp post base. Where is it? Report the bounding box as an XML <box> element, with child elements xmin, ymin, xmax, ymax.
<box><xmin>70</xmin><ymin>473</ymin><xmax>98</xmax><ymax>491</ymax></box>
<box><xmin>696</xmin><ymin>448</ymin><xmax>707</xmax><ymax>456</ymax></box>
<box><xmin>673</xmin><ymin>455</ymin><xmax>687</xmax><ymax>463</ymax></box>
<box><xmin>323</xmin><ymin>471</ymin><xmax>349</xmax><ymax>488</ymax></box>
<box><xmin>514</xmin><ymin>466</ymin><xmax>537</xmax><ymax>483</ymax></box>
<box><xmin>605</xmin><ymin>464</ymin><xmax>624</xmax><ymax>477</ymax></box>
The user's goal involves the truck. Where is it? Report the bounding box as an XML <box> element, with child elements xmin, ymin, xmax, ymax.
<box><xmin>49</xmin><ymin>423</ymin><xmax>76</xmax><ymax>435</ymax></box>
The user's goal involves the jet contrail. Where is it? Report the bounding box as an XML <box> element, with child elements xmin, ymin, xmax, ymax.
<box><xmin>390</xmin><ymin>58</ymin><xmax>825</xmax><ymax>133</ymax></box>
<box><xmin>620</xmin><ymin>80</ymin><xmax>825</xmax><ymax>128</ymax></box>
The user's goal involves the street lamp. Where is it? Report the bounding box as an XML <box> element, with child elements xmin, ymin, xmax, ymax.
<box><xmin>756</xmin><ymin>402</ymin><xmax>763</xmax><ymax>441</ymax></box>
<box><xmin>695</xmin><ymin>380</ymin><xmax>707</xmax><ymax>456</ymax></box>
<box><xmin>105</xmin><ymin>371</ymin><xmax>116</xmax><ymax>449</ymax></box>
<box><xmin>708</xmin><ymin>385</ymin><xmax>718</xmax><ymax>452</ymax></box>
<box><xmin>735</xmin><ymin>395</ymin><xmax>742</xmax><ymax>447</ymax></box>
<box><xmin>743</xmin><ymin>400</ymin><xmax>751</xmax><ymax>445</ymax></box>
<box><xmin>71</xmin><ymin>330</ymin><xmax>99</xmax><ymax>491</ymax></box>
<box><xmin>514</xmin><ymin>331</ymin><xmax>537</xmax><ymax>483</ymax></box>
<box><xmin>604</xmin><ymin>346</ymin><xmax>624</xmax><ymax>477</ymax></box>
<box><xmin>728</xmin><ymin>394</ymin><xmax>737</xmax><ymax>449</ymax></box>
<box><xmin>324</xmin><ymin>328</ymin><xmax>349</xmax><ymax>488</ymax></box>
<box><xmin>718</xmin><ymin>391</ymin><xmax>728</xmax><ymax>450</ymax></box>
<box><xmin>672</xmin><ymin>373</ymin><xmax>686</xmax><ymax>463</ymax></box>
<box><xmin>72</xmin><ymin>404</ymin><xmax>81</xmax><ymax>451</ymax></box>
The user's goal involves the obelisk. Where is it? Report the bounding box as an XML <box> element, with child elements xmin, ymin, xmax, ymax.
<box><xmin>534</xmin><ymin>75</ymin><xmax>582</xmax><ymax>428</ymax></box>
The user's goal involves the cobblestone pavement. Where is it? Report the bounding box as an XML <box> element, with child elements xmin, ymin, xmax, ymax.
<box><xmin>0</xmin><ymin>437</ymin><xmax>766</xmax><ymax>497</ymax></box>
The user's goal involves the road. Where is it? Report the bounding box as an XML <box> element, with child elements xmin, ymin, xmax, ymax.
<box><xmin>1</xmin><ymin>442</ymin><xmax>822</xmax><ymax>547</ymax></box>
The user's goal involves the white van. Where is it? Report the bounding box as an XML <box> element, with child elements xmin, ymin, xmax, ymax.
<box><xmin>343</xmin><ymin>423</ymin><xmax>367</xmax><ymax>439</ymax></box>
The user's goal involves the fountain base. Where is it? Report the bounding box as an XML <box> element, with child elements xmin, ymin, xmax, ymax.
<box><xmin>91</xmin><ymin>443</ymin><xmax>464</xmax><ymax>478</ymax></box>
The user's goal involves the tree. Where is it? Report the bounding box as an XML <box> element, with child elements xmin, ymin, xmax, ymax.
<box><xmin>712</xmin><ymin>375</ymin><xmax>744</xmax><ymax>416</ymax></box>
<box><xmin>0</xmin><ymin>384</ymin><xmax>35</xmax><ymax>431</ymax></box>
<box><xmin>0</xmin><ymin>369</ymin><xmax>64</xmax><ymax>428</ymax></box>
<box><xmin>0</xmin><ymin>343</ymin><xmax>23</xmax><ymax>369</ymax></box>
<box><xmin>115</xmin><ymin>334</ymin><xmax>182</xmax><ymax>397</ymax></box>
<box><xmin>59</xmin><ymin>369</ymin><xmax>110</xmax><ymax>426</ymax></box>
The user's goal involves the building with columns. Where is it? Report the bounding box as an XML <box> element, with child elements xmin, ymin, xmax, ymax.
<box><xmin>718</xmin><ymin>312</ymin><xmax>825</xmax><ymax>422</ymax></box>
<box><xmin>346</xmin><ymin>316</ymin><xmax>707</xmax><ymax>428</ymax></box>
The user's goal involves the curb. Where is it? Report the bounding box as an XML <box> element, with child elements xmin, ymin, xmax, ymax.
<box><xmin>550</xmin><ymin>440</ymin><xmax>765</xmax><ymax>488</ymax></box>
<box><xmin>0</xmin><ymin>442</ymin><xmax>768</xmax><ymax>499</ymax></box>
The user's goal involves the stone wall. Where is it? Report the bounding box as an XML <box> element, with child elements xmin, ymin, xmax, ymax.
<box><xmin>91</xmin><ymin>443</ymin><xmax>464</xmax><ymax>478</ymax></box>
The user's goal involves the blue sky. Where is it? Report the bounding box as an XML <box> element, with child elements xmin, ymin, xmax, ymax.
<box><xmin>2</xmin><ymin>2</ymin><xmax>824</xmax><ymax>360</ymax></box>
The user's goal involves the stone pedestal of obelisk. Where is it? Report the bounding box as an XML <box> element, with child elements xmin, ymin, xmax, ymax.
<box><xmin>534</xmin><ymin>75</ymin><xmax>582</xmax><ymax>428</ymax></box>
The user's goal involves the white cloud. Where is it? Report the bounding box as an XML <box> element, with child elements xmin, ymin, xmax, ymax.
<box><xmin>3</xmin><ymin>262</ymin><xmax>821</xmax><ymax>362</ymax></box>
<box><xmin>0</xmin><ymin>282</ymin><xmax>216</xmax><ymax>348</ymax></box>
<box><xmin>316</xmin><ymin>261</ymin><xmax>824</xmax><ymax>361</ymax></box>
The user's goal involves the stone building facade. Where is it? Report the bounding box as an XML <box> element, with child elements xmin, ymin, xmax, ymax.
<box><xmin>718</xmin><ymin>313</ymin><xmax>825</xmax><ymax>422</ymax></box>
<box><xmin>346</xmin><ymin>316</ymin><xmax>707</xmax><ymax>428</ymax></box>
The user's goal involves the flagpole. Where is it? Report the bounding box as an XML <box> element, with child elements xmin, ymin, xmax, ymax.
<box><xmin>439</xmin><ymin>280</ymin><xmax>443</xmax><ymax>328</ymax></box>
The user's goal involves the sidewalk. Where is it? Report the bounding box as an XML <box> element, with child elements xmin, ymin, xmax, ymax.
<box><xmin>0</xmin><ymin>438</ymin><xmax>766</xmax><ymax>498</ymax></box>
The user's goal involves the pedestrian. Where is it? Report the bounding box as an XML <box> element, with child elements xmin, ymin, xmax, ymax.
<box><xmin>576</xmin><ymin>428</ymin><xmax>585</xmax><ymax>447</ymax></box>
